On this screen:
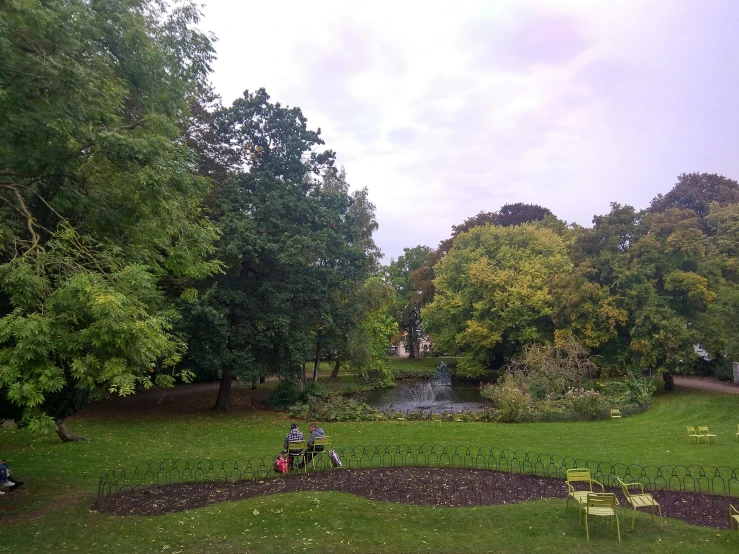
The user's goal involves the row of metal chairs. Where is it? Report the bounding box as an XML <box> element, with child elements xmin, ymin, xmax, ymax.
<box><xmin>686</xmin><ymin>426</ymin><xmax>717</xmax><ymax>444</ymax></box>
<box><xmin>565</xmin><ymin>468</ymin><xmax>663</xmax><ymax>542</ymax></box>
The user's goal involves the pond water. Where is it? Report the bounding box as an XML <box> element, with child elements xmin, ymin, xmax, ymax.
<box><xmin>358</xmin><ymin>381</ymin><xmax>491</xmax><ymax>413</ymax></box>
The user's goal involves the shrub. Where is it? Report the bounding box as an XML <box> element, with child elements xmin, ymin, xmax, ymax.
<box><xmin>563</xmin><ymin>388</ymin><xmax>604</xmax><ymax>419</ymax></box>
<box><xmin>487</xmin><ymin>375</ymin><xmax>533</xmax><ymax>423</ymax></box>
<box><xmin>266</xmin><ymin>380</ymin><xmax>328</xmax><ymax>410</ymax></box>
<box><xmin>288</xmin><ymin>394</ymin><xmax>384</xmax><ymax>421</ymax></box>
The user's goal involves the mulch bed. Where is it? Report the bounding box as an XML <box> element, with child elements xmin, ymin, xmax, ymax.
<box><xmin>92</xmin><ymin>467</ymin><xmax>738</xmax><ymax>529</ymax></box>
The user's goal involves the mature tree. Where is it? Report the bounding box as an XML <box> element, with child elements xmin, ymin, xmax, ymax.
<box><xmin>386</xmin><ymin>246</ymin><xmax>431</xmax><ymax>358</ymax></box>
<box><xmin>649</xmin><ymin>173</ymin><xmax>739</xmax><ymax>219</ymax></box>
<box><xmin>180</xmin><ymin>90</ymin><xmax>378</xmax><ymax>410</ymax></box>
<box><xmin>0</xmin><ymin>0</ymin><xmax>219</xmax><ymax>439</ymax></box>
<box><xmin>497</xmin><ymin>202</ymin><xmax>553</xmax><ymax>227</ymax></box>
<box><xmin>423</xmin><ymin>224</ymin><xmax>572</xmax><ymax>377</ymax></box>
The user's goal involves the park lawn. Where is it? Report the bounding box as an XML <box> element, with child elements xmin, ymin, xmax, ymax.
<box><xmin>1</xmin><ymin>383</ymin><xmax>738</xmax><ymax>553</ymax></box>
<box><xmin>388</xmin><ymin>356</ymin><xmax>461</xmax><ymax>372</ymax></box>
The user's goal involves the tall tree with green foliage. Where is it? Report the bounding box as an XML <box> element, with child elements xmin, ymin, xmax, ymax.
<box><xmin>0</xmin><ymin>0</ymin><xmax>219</xmax><ymax>439</ymax></box>
<box><xmin>385</xmin><ymin>246</ymin><xmax>431</xmax><ymax>358</ymax></box>
<box><xmin>180</xmin><ymin>90</ymin><xmax>378</xmax><ymax>410</ymax></box>
<box><xmin>423</xmin><ymin>224</ymin><xmax>572</xmax><ymax>377</ymax></box>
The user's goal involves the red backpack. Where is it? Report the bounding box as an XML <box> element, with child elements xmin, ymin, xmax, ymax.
<box><xmin>273</xmin><ymin>453</ymin><xmax>289</xmax><ymax>474</ymax></box>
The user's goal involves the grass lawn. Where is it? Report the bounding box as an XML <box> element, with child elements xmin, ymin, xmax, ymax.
<box><xmin>1</xmin><ymin>381</ymin><xmax>738</xmax><ymax>553</ymax></box>
<box><xmin>388</xmin><ymin>356</ymin><xmax>461</xmax><ymax>372</ymax></box>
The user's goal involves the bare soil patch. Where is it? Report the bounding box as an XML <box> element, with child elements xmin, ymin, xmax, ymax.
<box><xmin>92</xmin><ymin>467</ymin><xmax>738</xmax><ymax>529</ymax></box>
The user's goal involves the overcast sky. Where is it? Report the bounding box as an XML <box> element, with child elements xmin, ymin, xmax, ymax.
<box><xmin>200</xmin><ymin>0</ymin><xmax>739</xmax><ymax>262</ymax></box>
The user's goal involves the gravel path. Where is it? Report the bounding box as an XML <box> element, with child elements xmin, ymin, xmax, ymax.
<box><xmin>674</xmin><ymin>376</ymin><xmax>739</xmax><ymax>394</ymax></box>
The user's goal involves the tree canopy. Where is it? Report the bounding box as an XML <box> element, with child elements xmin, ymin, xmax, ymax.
<box><xmin>0</xmin><ymin>0</ymin><xmax>220</xmax><ymax>437</ymax></box>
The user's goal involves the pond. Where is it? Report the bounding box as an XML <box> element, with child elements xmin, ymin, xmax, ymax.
<box><xmin>357</xmin><ymin>381</ymin><xmax>492</xmax><ymax>414</ymax></box>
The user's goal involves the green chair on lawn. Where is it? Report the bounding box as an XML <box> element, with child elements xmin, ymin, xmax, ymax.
<box><xmin>686</xmin><ymin>426</ymin><xmax>701</xmax><ymax>444</ymax></box>
<box><xmin>698</xmin><ymin>426</ymin><xmax>717</xmax><ymax>444</ymax></box>
<box><xmin>582</xmin><ymin>493</ymin><xmax>620</xmax><ymax>542</ymax></box>
<box><xmin>616</xmin><ymin>477</ymin><xmax>663</xmax><ymax>530</ymax></box>
<box><xmin>566</xmin><ymin>468</ymin><xmax>604</xmax><ymax>517</ymax></box>
<box><xmin>308</xmin><ymin>436</ymin><xmax>330</xmax><ymax>470</ymax></box>
<box><xmin>287</xmin><ymin>440</ymin><xmax>307</xmax><ymax>473</ymax></box>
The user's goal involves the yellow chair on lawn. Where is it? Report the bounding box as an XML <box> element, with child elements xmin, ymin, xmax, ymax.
<box><xmin>686</xmin><ymin>426</ymin><xmax>701</xmax><ymax>444</ymax></box>
<box><xmin>393</xmin><ymin>412</ymin><xmax>406</xmax><ymax>424</ymax></box>
<box><xmin>582</xmin><ymin>493</ymin><xmax>620</xmax><ymax>542</ymax></box>
<box><xmin>698</xmin><ymin>426</ymin><xmax>717</xmax><ymax>444</ymax></box>
<box><xmin>287</xmin><ymin>440</ymin><xmax>307</xmax><ymax>473</ymax></box>
<box><xmin>308</xmin><ymin>436</ymin><xmax>330</xmax><ymax>470</ymax></box>
<box><xmin>736</xmin><ymin>424</ymin><xmax>739</xmax><ymax>442</ymax></box>
<box><xmin>430</xmin><ymin>413</ymin><xmax>442</xmax><ymax>426</ymax></box>
<box><xmin>616</xmin><ymin>477</ymin><xmax>663</xmax><ymax>530</ymax></box>
<box><xmin>566</xmin><ymin>468</ymin><xmax>604</xmax><ymax>516</ymax></box>
<box><xmin>610</xmin><ymin>409</ymin><xmax>622</xmax><ymax>420</ymax></box>
<box><xmin>731</xmin><ymin>504</ymin><xmax>739</xmax><ymax>531</ymax></box>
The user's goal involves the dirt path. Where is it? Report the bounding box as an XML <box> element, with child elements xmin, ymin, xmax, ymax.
<box><xmin>673</xmin><ymin>376</ymin><xmax>739</xmax><ymax>394</ymax></box>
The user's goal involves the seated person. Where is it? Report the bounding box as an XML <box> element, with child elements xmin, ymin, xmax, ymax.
<box><xmin>305</xmin><ymin>423</ymin><xmax>325</xmax><ymax>464</ymax></box>
<box><xmin>283</xmin><ymin>423</ymin><xmax>304</xmax><ymax>468</ymax></box>
<box><xmin>0</xmin><ymin>458</ymin><xmax>23</xmax><ymax>494</ymax></box>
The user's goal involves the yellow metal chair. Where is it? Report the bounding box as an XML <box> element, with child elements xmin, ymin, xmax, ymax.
<box><xmin>308</xmin><ymin>436</ymin><xmax>330</xmax><ymax>469</ymax></box>
<box><xmin>731</xmin><ymin>504</ymin><xmax>739</xmax><ymax>531</ymax></box>
<box><xmin>610</xmin><ymin>409</ymin><xmax>622</xmax><ymax>420</ymax></box>
<box><xmin>582</xmin><ymin>493</ymin><xmax>620</xmax><ymax>542</ymax></box>
<box><xmin>287</xmin><ymin>440</ymin><xmax>307</xmax><ymax>473</ymax></box>
<box><xmin>393</xmin><ymin>412</ymin><xmax>406</xmax><ymax>424</ymax></box>
<box><xmin>698</xmin><ymin>426</ymin><xmax>717</xmax><ymax>444</ymax></box>
<box><xmin>565</xmin><ymin>468</ymin><xmax>604</xmax><ymax>516</ymax></box>
<box><xmin>430</xmin><ymin>413</ymin><xmax>442</xmax><ymax>426</ymax></box>
<box><xmin>686</xmin><ymin>426</ymin><xmax>701</xmax><ymax>444</ymax></box>
<box><xmin>736</xmin><ymin>424</ymin><xmax>739</xmax><ymax>442</ymax></box>
<box><xmin>616</xmin><ymin>477</ymin><xmax>663</xmax><ymax>530</ymax></box>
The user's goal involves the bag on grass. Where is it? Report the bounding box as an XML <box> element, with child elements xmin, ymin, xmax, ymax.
<box><xmin>328</xmin><ymin>449</ymin><xmax>342</xmax><ymax>468</ymax></box>
<box><xmin>274</xmin><ymin>453</ymin><xmax>289</xmax><ymax>474</ymax></box>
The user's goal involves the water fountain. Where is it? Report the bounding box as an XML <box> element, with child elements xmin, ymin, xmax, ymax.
<box><xmin>359</xmin><ymin>361</ymin><xmax>490</xmax><ymax>413</ymax></box>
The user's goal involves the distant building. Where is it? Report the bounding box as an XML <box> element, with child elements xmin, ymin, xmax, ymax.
<box><xmin>393</xmin><ymin>333</ymin><xmax>433</xmax><ymax>357</ymax></box>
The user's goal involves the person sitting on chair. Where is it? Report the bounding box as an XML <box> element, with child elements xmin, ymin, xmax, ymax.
<box><xmin>284</xmin><ymin>423</ymin><xmax>304</xmax><ymax>469</ymax></box>
<box><xmin>0</xmin><ymin>458</ymin><xmax>23</xmax><ymax>494</ymax></box>
<box><xmin>304</xmin><ymin>423</ymin><xmax>325</xmax><ymax>465</ymax></box>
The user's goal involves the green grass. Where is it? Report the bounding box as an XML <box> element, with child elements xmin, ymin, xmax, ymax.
<box><xmin>388</xmin><ymin>356</ymin><xmax>460</xmax><ymax>371</ymax></box>
<box><xmin>1</xmin><ymin>382</ymin><xmax>739</xmax><ymax>553</ymax></box>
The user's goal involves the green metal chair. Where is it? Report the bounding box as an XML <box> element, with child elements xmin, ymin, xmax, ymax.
<box><xmin>698</xmin><ymin>426</ymin><xmax>717</xmax><ymax>444</ymax></box>
<box><xmin>287</xmin><ymin>440</ymin><xmax>307</xmax><ymax>473</ymax></box>
<box><xmin>582</xmin><ymin>493</ymin><xmax>620</xmax><ymax>542</ymax></box>
<box><xmin>308</xmin><ymin>436</ymin><xmax>330</xmax><ymax>469</ymax></box>
<box><xmin>565</xmin><ymin>468</ymin><xmax>604</xmax><ymax>518</ymax></box>
<box><xmin>686</xmin><ymin>426</ymin><xmax>701</xmax><ymax>444</ymax></box>
<box><xmin>616</xmin><ymin>477</ymin><xmax>663</xmax><ymax>530</ymax></box>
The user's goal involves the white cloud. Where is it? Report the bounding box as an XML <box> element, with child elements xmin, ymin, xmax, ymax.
<box><xmin>201</xmin><ymin>0</ymin><xmax>739</xmax><ymax>261</ymax></box>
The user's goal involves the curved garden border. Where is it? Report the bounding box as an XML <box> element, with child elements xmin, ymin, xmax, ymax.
<box><xmin>94</xmin><ymin>444</ymin><xmax>739</xmax><ymax>528</ymax></box>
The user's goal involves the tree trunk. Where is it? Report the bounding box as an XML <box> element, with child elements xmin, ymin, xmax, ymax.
<box><xmin>55</xmin><ymin>419</ymin><xmax>86</xmax><ymax>442</ymax></box>
<box><xmin>331</xmin><ymin>358</ymin><xmax>341</xmax><ymax>379</ymax></box>
<box><xmin>663</xmin><ymin>371</ymin><xmax>675</xmax><ymax>392</ymax></box>
<box><xmin>212</xmin><ymin>368</ymin><xmax>233</xmax><ymax>410</ymax></box>
<box><xmin>251</xmin><ymin>375</ymin><xmax>257</xmax><ymax>390</ymax></box>
<box><xmin>312</xmin><ymin>336</ymin><xmax>321</xmax><ymax>381</ymax></box>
